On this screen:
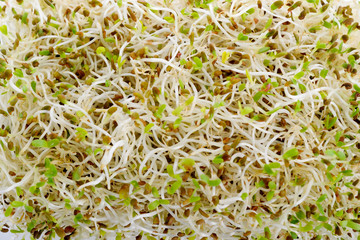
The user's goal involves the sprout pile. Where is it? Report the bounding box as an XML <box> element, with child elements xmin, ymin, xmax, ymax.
<box><xmin>1</xmin><ymin>0</ymin><xmax>360</xmax><ymax>239</ymax></box>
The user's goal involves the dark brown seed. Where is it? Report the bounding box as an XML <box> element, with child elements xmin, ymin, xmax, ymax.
<box><xmin>343</xmin><ymin>18</ymin><xmax>354</xmax><ymax>26</ymax></box>
<box><xmin>199</xmin><ymin>209</ymin><xmax>209</xmax><ymax>218</ymax></box>
<box><xmin>222</xmin><ymin>152</ymin><xmax>230</xmax><ymax>161</ymax></box>
<box><xmin>83</xmin><ymin>9</ymin><xmax>90</xmax><ymax>17</ymax></box>
<box><xmin>353</xmin><ymin>179</ymin><xmax>359</xmax><ymax>186</ymax></box>
<box><xmin>74</xmin><ymin>6</ymin><xmax>81</xmax><ymax>13</ymax></box>
<box><xmin>33</xmin><ymin>231</ymin><xmax>42</xmax><ymax>239</ymax></box>
<box><xmin>341</xmin><ymin>83</ymin><xmax>352</xmax><ymax>89</ymax></box>
<box><xmin>75</xmin><ymin>70</ymin><xmax>85</xmax><ymax>79</ymax></box>
<box><xmin>166</xmin><ymin>215</ymin><xmax>175</xmax><ymax>225</ymax></box>
<box><xmin>196</xmin><ymin>219</ymin><xmax>205</xmax><ymax>225</ymax></box>
<box><xmin>32</xmin><ymin>60</ymin><xmax>39</xmax><ymax>67</ymax></box>
<box><xmin>335</xmin><ymin>224</ymin><xmax>341</xmax><ymax>235</ymax></box>
<box><xmin>64</xmin><ymin>226</ymin><xmax>75</xmax><ymax>234</ymax></box>
<box><xmin>184</xmin><ymin>209</ymin><xmax>190</xmax><ymax>217</ymax></box>
<box><xmin>341</xmin><ymin>35</ymin><xmax>349</xmax><ymax>43</ymax></box>
<box><xmin>152</xmin><ymin>87</ymin><xmax>160</xmax><ymax>96</ymax></box>
<box><xmin>210</xmin><ymin>233</ymin><xmax>218</xmax><ymax>240</ymax></box>
<box><xmin>299</xmin><ymin>9</ymin><xmax>308</xmax><ymax>20</ymax></box>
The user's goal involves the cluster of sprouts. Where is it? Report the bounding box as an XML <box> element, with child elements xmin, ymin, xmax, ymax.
<box><xmin>1</xmin><ymin>0</ymin><xmax>360</xmax><ymax>239</ymax></box>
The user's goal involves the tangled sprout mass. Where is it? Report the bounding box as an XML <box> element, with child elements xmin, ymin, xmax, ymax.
<box><xmin>1</xmin><ymin>0</ymin><xmax>360</xmax><ymax>239</ymax></box>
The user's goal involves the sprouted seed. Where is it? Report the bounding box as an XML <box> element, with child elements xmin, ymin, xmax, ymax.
<box><xmin>1</xmin><ymin>0</ymin><xmax>360</xmax><ymax>239</ymax></box>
